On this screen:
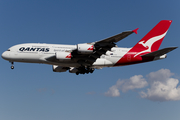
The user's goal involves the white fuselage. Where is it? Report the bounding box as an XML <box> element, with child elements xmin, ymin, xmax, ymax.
<box><xmin>2</xmin><ymin>43</ymin><xmax>130</xmax><ymax>68</ymax></box>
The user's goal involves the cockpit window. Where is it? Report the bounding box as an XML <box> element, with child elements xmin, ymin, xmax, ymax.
<box><xmin>7</xmin><ymin>49</ymin><xmax>10</xmax><ymax>51</ymax></box>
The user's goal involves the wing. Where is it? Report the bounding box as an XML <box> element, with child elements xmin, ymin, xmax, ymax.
<box><xmin>72</xmin><ymin>28</ymin><xmax>138</xmax><ymax>66</ymax></box>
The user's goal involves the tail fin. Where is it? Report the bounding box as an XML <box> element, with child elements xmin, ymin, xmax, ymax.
<box><xmin>131</xmin><ymin>20</ymin><xmax>172</xmax><ymax>57</ymax></box>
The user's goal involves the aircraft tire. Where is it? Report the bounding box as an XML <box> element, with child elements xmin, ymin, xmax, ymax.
<box><xmin>11</xmin><ymin>66</ymin><xmax>14</xmax><ymax>69</ymax></box>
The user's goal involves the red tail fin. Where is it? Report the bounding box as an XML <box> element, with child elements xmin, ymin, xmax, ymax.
<box><xmin>131</xmin><ymin>20</ymin><xmax>172</xmax><ymax>57</ymax></box>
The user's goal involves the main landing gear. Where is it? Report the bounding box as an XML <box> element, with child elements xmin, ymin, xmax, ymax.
<box><xmin>75</xmin><ymin>67</ymin><xmax>94</xmax><ymax>75</ymax></box>
<box><xmin>10</xmin><ymin>62</ymin><xmax>14</xmax><ymax>69</ymax></box>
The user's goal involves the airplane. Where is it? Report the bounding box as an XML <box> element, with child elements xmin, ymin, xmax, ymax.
<box><xmin>1</xmin><ymin>20</ymin><xmax>177</xmax><ymax>75</ymax></box>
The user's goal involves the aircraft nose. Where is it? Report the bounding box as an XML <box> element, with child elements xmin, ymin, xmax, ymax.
<box><xmin>1</xmin><ymin>51</ymin><xmax>9</xmax><ymax>60</ymax></box>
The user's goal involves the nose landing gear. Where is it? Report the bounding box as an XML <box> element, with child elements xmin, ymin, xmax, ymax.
<box><xmin>10</xmin><ymin>62</ymin><xmax>14</xmax><ymax>69</ymax></box>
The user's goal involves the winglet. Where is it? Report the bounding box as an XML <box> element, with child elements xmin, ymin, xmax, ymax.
<box><xmin>132</xmin><ymin>28</ymin><xmax>139</xmax><ymax>34</ymax></box>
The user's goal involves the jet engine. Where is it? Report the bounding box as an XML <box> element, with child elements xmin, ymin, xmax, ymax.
<box><xmin>77</xmin><ymin>43</ymin><xmax>94</xmax><ymax>54</ymax></box>
<box><xmin>56</xmin><ymin>52</ymin><xmax>71</xmax><ymax>61</ymax></box>
<box><xmin>69</xmin><ymin>67</ymin><xmax>79</xmax><ymax>73</ymax></box>
<box><xmin>52</xmin><ymin>65</ymin><xmax>69</xmax><ymax>72</ymax></box>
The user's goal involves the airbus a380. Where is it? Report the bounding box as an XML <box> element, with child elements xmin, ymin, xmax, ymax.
<box><xmin>2</xmin><ymin>20</ymin><xmax>177</xmax><ymax>75</ymax></box>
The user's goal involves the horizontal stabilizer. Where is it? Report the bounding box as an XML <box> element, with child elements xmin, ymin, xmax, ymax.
<box><xmin>141</xmin><ymin>47</ymin><xmax>178</xmax><ymax>57</ymax></box>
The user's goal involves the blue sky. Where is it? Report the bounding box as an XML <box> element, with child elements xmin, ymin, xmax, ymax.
<box><xmin>0</xmin><ymin>0</ymin><xmax>180</xmax><ymax>120</ymax></box>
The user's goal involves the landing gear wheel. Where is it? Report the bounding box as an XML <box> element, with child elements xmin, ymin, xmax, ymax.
<box><xmin>11</xmin><ymin>66</ymin><xmax>14</xmax><ymax>69</ymax></box>
<box><xmin>90</xmin><ymin>68</ymin><xmax>94</xmax><ymax>73</ymax></box>
<box><xmin>10</xmin><ymin>62</ymin><xmax>14</xmax><ymax>69</ymax></box>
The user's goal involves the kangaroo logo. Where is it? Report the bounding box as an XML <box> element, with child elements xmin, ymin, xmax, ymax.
<box><xmin>87</xmin><ymin>45</ymin><xmax>94</xmax><ymax>51</ymax></box>
<box><xmin>139</xmin><ymin>41</ymin><xmax>149</xmax><ymax>48</ymax></box>
<box><xmin>134</xmin><ymin>31</ymin><xmax>168</xmax><ymax>57</ymax></box>
<box><xmin>66</xmin><ymin>53</ymin><xmax>71</xmax><ymax>58</ymax></box>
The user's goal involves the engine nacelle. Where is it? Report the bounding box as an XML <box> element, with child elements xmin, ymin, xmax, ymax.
<box><xmin>77</xmin><ymin>43</ymin><xmax>94</xmax><ymax>54</ymax></box>
<box><xmin>56</xmin><ymin>52</ymin><xmax>71</xmax><ymax>61</ymax></box>
<box><xmin>52</xmin><ymin>65</ymin><xmax>68</xmax><ymax>72</ymax></box>
<box><xmin>69</xmin><ymin>67</ymin><xmax>79</xmax><ymax>73</ymax></box>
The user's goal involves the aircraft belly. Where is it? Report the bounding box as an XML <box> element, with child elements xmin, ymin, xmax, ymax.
<box><xmin>45</xmin><ymin>61</ymin><xmax>80</xmax><ymax>67</ymax></box>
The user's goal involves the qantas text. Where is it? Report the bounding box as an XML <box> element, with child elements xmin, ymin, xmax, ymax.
<box><xmin>19</xmin><ymin>47</ymin><xmax>50</xmax><ymax>52</ymax></box>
